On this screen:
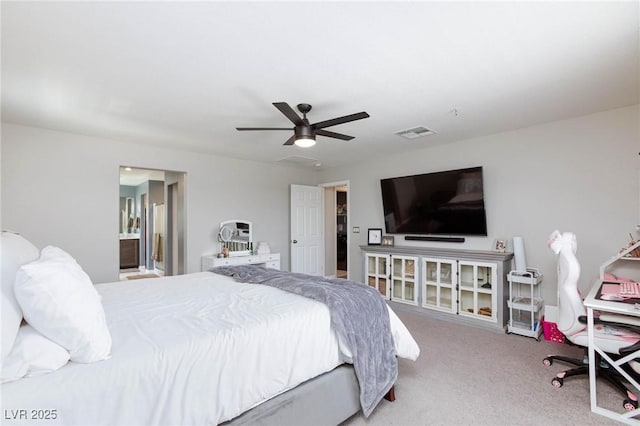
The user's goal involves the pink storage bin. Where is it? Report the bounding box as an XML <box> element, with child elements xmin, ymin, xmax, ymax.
<box><xmin>542</xmin><ymin>317</ymin><xmax>565</xmax><ymax>343</ymax></box>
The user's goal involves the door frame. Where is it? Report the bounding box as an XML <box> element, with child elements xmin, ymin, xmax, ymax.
<box><xmin>118</xmin><ymin>166</ymin><xmax>187</xmax><ymax>278</ymax></box>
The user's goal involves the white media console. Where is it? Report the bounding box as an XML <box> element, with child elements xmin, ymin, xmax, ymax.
<box><xmin>361</xmin><ymin>245</ymin><xmax>513</xmax><ymax>332</ymax></box>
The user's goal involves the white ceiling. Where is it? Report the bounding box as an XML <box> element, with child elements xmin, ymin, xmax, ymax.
<box><xmin>2</xmin><ymin>1</ymin><xmax>638</xmax><ymax>169</ymax></box>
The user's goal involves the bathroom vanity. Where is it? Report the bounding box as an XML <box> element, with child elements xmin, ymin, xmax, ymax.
<box><xmin>120</xmin><ymin>235</ymin><xmax>140</xmax><ymax>270</ymax></box>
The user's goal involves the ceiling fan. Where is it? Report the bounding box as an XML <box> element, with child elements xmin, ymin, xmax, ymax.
<box><xmin>236</xmin><ymin>102</ymin><xmax>370</xmax><ymax>147</ymax></box>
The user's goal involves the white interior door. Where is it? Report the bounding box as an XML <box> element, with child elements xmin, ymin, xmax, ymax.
<box><xmin>290</xmin><ymin>184</ymin><xmax>323</xmax><ymax>275</ymax></box>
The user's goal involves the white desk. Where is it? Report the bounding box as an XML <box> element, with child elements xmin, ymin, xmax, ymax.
<box><xmin>201</xmin><ymin>253</ymin><xmax>280</xmax><ymax>271</ymax></box>
<box><xmin>584</xmin><ymin>279</ymin><xmax>640</xmax><ymax>424</ymax></box>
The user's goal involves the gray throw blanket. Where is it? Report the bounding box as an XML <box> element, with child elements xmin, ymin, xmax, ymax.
<box><xmin>210</xmin><ymin>265</ymin><xmax>397</xmax><ymax>417</ymax></box>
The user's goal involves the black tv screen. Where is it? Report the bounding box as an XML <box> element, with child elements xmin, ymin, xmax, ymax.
<box><xmin>380</xmin><ymin>166</ymin><xmax>487</xmax><ymax>236</ymax></box>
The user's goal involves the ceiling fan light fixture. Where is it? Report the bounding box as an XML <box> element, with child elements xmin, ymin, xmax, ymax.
<box><xmin>294</xmin><ymin>125</ymin><xmax>316</xmax><ymax>147</ymax></box>
<box><xmin>294</xmin><ymin>136</ymin><xmax>316</xmax><ymax>148</ymax></box>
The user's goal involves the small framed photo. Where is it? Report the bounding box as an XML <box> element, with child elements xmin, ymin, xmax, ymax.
<box><xmin>381</xmin><ymin>235</ymin><xmax>395</xmax><ymax>247</ymax></box>
<box><xmin>368</xmin><ymin>228</ymin><xmax>382</xmax><ymax>245</ymax></box>
<box><xmin>494</xmin><ymin>239</ymin><xmax>506</xmax><ymax>253</ymax></box>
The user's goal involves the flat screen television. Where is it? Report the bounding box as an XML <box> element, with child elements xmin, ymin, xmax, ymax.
<box><xmin>380</xmin><ymin>166</ymin><xmax>487</xmax><ymax>236</ymax></box>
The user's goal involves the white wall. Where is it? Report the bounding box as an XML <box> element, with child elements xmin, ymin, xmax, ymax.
<box><xmin>3</xmin><ymin>105</ymin><xmax>639</xmax><ymax>304</ymax></box>
<box><xmin>320</xmin><ymin>105</ymin><xmax>640</xmax><ymax>304</ymax></box>
<box><xmin>1</xmin><ymin>123</ymin><xmax>317</xmax><ymax>283</ymax></box>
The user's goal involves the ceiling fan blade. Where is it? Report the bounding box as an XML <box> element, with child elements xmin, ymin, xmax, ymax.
<box><xmin>316</xmin><ymin>129</ymin><xmax>354</xmax><ymax>141</ymax></box>
<box><xmin>236</xmin><ymin>127</ymin><xmax>292</xmax><ymax>131</ymax></box>
<box><xmin>283</xmin><ymin>135</ymin><xmax>296</xmax><ymax>146</ymax></box>
<box><xmin>312</xmin><ymin>112</ymin><xmax>369</xmax><ymax>129</ymax></box>
<box><xmin>273</xmin><ymin>102</ymin><xmax>304</xmax><ymax>126</ymax></box>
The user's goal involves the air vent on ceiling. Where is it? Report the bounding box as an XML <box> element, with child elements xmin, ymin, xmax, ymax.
<box><xmin>277</xmin><ymin>155</ymin><xmax>321</xmax><ymax>166</ymax></box>
<box><xmin>394</xmin><ymin>126</ymin><xmax>437</xmax><ymax>139</ymax></box>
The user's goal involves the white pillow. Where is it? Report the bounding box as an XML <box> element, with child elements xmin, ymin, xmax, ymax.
<box><xmin>14</xmin><ymin>246</ymin><xmax>112</xmax><ymax>363</ymax></box>
<box><xmin>1</xmin><ymin>324</ymin><xmax>70</xmax><ymax>383</ymax></box>
<box><xmin>1</xmin><ymin>231</ymin><xmax>40</xmax><ymax>366</ymax></box>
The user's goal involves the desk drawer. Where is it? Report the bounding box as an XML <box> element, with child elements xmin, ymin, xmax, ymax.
<box><xmin>265</xmin><ymin>261</ymin><xmax>280</xmax><ymax>270</ymax></box>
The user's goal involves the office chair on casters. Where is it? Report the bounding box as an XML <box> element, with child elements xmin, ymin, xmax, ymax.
<box><xmin>542</xmin><ymin>230</ymin><xmax>640</xmax><ymax>411</ymax></box>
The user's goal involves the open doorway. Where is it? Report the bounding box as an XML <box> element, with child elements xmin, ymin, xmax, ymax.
<box><xmin>322</xmin><ymin>181</ymin><xmax>349</xmax><ymax>279</ymax></box>
<box><xmin>118</xmin><ymin>167</ymin><xmax>187</xmax><ymax>280</ymax></box>
<box><xmin>336</xmin><ymin>187</ymin><xmax>348</xmax><ymax>278</ymax></box>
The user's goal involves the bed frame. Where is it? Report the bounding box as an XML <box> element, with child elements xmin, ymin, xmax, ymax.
<box><xmin>225</xmin><ymin>364</ymin><xmax>395</xmax><ymax>425</ymax></box>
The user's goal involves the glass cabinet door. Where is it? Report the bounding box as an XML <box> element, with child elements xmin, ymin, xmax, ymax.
<box><xmin>365</xmin><ymin>253</ymin><xmax>389</xmax><ymax>298</ymax></box>
<box><xmin>422</xmin><ymin>258</ymin><xmax>456</xmax><ymax>313</ymax></box>
<box><xmin>390</xmin><ymin>255</ymin><xmax>418</xmax><ymax>305</ymax></box>
<box><xmin>458</xmin><ymin>261</ymin><xmax>497</xmax><ymax>321</ymax></box>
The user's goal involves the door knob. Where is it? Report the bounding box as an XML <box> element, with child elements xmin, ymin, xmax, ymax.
<box><xmin>292</xmin><ymin>240</ymin><xmax>298</xmax><ymax>244</ymax></box>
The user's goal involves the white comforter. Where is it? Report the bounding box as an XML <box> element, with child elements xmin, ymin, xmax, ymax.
<box><xmin>1</xmin><ymin>272</ymin><xmax>419</xmax><ymax>425</ymax></box>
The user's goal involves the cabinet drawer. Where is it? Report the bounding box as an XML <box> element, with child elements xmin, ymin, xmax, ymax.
<box><xmin>214</xmin><ymin>258</ymin><xmax>237</xmax><ymax>267</ymax></box>
<box><xmin>265</xmin><ymin>261</ymin><xmax>280</xmax><ymax>270</ymax></box>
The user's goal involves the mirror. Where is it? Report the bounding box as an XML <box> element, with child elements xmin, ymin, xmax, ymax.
<box><xmin>120</xmin><ymin>197</ymin><xmax>136</xmax><ymax>234</ymax></box>
<box><xmin>218</xmin><ymin>220</ymin><xmax>252</xmax><ymax>257</ymax></box>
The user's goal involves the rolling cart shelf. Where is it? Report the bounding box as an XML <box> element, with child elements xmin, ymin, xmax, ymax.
<box><xmin>507</xmin><ymin>297</ymin><xmax>544</xmax><ymax>311</ymax></box>
<box><xmin>507</xmin><ymin>269</ymin><xmax>544</xmax><ymax>340</ymax></box>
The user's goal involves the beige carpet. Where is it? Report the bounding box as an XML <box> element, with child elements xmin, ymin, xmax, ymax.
<box><xmin>126</xmin><ymin>273</ymin><xmax>160</xmax><ymax>280</ymax></box>
<box><xmin>342</xmin><ymin>306</ymin><xmax>622</xmax><ymax>426</ymax></box>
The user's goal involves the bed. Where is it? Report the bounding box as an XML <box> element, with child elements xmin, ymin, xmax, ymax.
<box><xmin>0</xmin><ymin>232</ymin><xmax>420</xmax><ymax>425</ymax></box>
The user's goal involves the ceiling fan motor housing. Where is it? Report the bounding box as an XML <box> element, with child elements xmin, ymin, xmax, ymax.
<box><xmin>297</xmin><ymin>103</ymin><xmax>312</xmax><ymax>115</ymax></box>
<box><xmin>295</xmin><ymin>125</ymin><xmax>315</xmax><ymax>139</ymax></box>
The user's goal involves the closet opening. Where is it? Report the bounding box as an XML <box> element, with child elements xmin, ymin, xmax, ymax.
<box><xmin>322</xmin><ymin>181</ymin><xmax>349</xmax><ymax>279</ymax></box>
<box><xmin>336</xmin><ymin>187</ymin><xmax>348</xmax><ymax>278</ymax></box>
